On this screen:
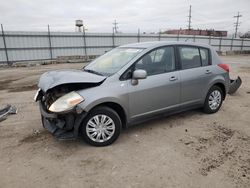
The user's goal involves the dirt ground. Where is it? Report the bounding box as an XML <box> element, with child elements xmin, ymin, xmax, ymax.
<box><xmin>0</xmin><ymin>55</ymin><xmax>250</xmax><ymax>188</ymax></box>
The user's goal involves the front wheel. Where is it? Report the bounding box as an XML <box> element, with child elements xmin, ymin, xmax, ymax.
<box><xmin>203</xmin><ymin>86</ymin><xmax>223</xmax><ymax>114</ymax></box>
<box><xmin>81</xmin><ymin>106</ymin><xmax>122</xmax><ymax>146</ymax></box>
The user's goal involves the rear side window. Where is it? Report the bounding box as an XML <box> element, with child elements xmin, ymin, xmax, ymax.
<box><xmin>200</xmin><ymin>48</ymin><xmax>209</xmax><ymax>66</ymax></box>
<box><xmin>179</xmin><ymin>47</ymin><xmax>201</xmax><ymax>69</ymax></box>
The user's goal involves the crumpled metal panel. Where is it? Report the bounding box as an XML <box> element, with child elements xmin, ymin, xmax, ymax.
<box><xmin>38</xmin><ymin>69</ymin><xmax>106</xmax><ymax>92</ymax></box>
<box><xmin>228</xmin><ymin>76</ymin><xmax>242</xmax><ymax>94</ymax></box>
<box><xmin>0</xmin><ymin>104</ymin><xmax>18</xmax><ymax>122</ymax></box>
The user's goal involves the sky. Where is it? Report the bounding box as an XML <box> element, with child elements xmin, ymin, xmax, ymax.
<box><xmin>0</xmin><ymin>0</ymin><xmax>249</xmax><ymax>34</ymax></box>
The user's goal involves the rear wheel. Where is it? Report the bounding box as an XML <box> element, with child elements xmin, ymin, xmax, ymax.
<box><xmin>81</xmin><ymin>106</ymin><xmax>122</xmax><ymax>146</ymax></box>
<box><xmin>203</xmin><ymin>86</ymin><xmax>223</xmax><ymax>114</ymax></box>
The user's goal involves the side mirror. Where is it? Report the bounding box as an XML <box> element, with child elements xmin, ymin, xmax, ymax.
<box><xmin>133</xmin><ymin>69</ymin><xmax>147</xmax><ymax>79</ymax></box>
<box><xmin>131</xmin><ymin>69</ymin><xmax>147</xmax><ymax>85</ymax></box>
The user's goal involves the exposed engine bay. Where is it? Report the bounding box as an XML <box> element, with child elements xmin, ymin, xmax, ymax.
<box><xmin>36</xmin><ymin>82</ymin><xmax>104</xmax><ymax>140</ymax></box>
<box><xmin>37</xmin><ymin>82</ymin><xmax>103</xmax><ymax>110</ymax></box>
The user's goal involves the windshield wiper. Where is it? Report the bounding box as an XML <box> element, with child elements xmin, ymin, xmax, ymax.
<box><xmin>84</xmin><ymin>69</ymin><xmax>104</xmax><ymax>76</ymax></box>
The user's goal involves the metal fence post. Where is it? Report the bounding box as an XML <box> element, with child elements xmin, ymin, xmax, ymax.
<box><xmin>193</xmin><ymin>35</ymin><xmax>196</xmax><ymax>42</ymax></box>
<box><xmin>158</xmin><ymin>31</ymin><xmax>161</xmax><ymax>41</ymax></box>
<box><xmin>47</xmin><ymin>25</ymin><xmax>53</xmax><ymax>60</ymax></box>
<box><xmin>1</xmin><ymin>24</ymin><xmax>9</xmax><ymax>65</ymax></box>
<box><xmin>219</xmin><ymin>37</ymin><xmax>222</xmax><ymax>52</ymax></box>
<box><xmin>208</xmin><ymin>35</ymin><xmax>211</xmax><ymax>45</ymax></box>
<box><xmin>177</xmin><ymin>31</ymin><xmax>180</xmax><ymax>41</ymax></box>
<box><xmin>230</xmin><ymin>37</ymin><xmax>233</xmax><ymax>51</ymax></box>
<box><xmin>241</xmin><ymin>38</ymin><xmax>244</xmax><ymax>51</ymax></box>
<box><xmin>112</xmin><ymin>29</ymin><xmax>115</xmax><ymax>48</ymax></box>
<box><xmin>83</xmin><ymin>29</ymin><xmax>88</xmax><ymax>60</ymax></box>
<box><xmin>137</xmin><ymin>28</ymin><xmax>140</xmax><ymax>43</ymax></box>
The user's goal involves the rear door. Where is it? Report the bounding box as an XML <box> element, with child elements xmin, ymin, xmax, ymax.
<box><xmin>178</xmin><ymin>46</ymin><xmax>213</xmax><ymax>105</ymax></box>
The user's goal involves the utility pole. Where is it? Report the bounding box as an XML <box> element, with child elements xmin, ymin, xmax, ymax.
<box><xmin>113</xmin><ymin>20</ymin><xmax>118</xmax><ymax>34</ymax></box>
<box><xmin>234</xmin><ymin>12</ymin><xmax>242</xmax><ymax>38</ymax></box>
<box><xmin>187</xmin><ymin>5</ymin><xmax>192</xmax><ymax>30</ymax></box>
<box><xmin>82</xmin><ymin>24</ymin><xmax>87</xmax><ymax>34</ymax></box>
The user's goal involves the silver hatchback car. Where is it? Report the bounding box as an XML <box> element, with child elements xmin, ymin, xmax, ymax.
<box><xmin>35</xmin><ymin>41</ymin><xmax>230</xmax><ymax>146</ymax></box>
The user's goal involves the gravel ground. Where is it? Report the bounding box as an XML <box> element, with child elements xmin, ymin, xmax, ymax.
<box><xmin>0</xmin><ymin>55</ymin><xmax>249</xmax><ymax>188</ymax></box>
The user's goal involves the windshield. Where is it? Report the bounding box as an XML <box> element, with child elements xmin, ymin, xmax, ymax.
<box><xmin>84</xmin><ymin>48</ymin><xmax>144</xmax><ymax>76</ymax></box>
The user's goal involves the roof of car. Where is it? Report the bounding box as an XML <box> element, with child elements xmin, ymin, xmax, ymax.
<box><xmin>120</xmin><ymin>41</ymin><xmax>211</xmax><ymax>49</ymax></box>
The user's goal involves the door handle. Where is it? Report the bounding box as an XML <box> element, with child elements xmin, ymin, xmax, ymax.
<box><xmin>169</xmin><ymin>76</ymin><xmax>178</xmax><ymax>81</ymax></box>
<box><xmin>205</xmin><ymin>70</ymin><xmax>212</xmax><ymax>74</ymax></box>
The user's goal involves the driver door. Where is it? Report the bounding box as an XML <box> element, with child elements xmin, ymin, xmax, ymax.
<box><xmin>127</xmin><ymin>46</ymin><xmax>181</xmax><ymax>120</ymax></box>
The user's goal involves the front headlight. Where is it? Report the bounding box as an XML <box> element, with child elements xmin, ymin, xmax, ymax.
<box><xmin>49</xmin><ymin>91</ymin><xmax>84</xmax><ymax>113</ymax></box>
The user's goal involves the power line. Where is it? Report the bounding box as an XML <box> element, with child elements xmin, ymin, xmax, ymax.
<box><xmin>113</xmin><ymin>20</ymin><xmax>119</xmax><ymax>34</ymax></box>
<box><xmin>187</xmin><ymin>5</ymin><xmax>192</xmax><ymax>30</ymax></box>
<box><xmin>234</xmin><ymin>12</ymin><xmax>242</xmax><ymax>38</ymax></box>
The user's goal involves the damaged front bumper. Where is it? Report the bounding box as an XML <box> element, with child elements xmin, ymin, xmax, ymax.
<box><xmin>39</xmin><ymin>101</ymin><xmax>87</xmax><ymax>140</ymax></box>
<box><xmin>228</xmin><ymin>76</ymin><xmax>242</xmax><ymax>94</ymax></box>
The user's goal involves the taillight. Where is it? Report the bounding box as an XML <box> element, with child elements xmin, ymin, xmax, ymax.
<box><xmin>218</xmin><ymin>64</ymin><xmax>229</xmax><ymax>72</ymax></box>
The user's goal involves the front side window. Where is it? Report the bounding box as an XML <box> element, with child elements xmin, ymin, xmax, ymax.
<box><xmin>85</xmin><ymin>48</ymin><xmax>144</xmax><ymax>76</ymax></box>
<box><xmin>179</xmin><ymin>47</ymin><xmax>201</xmax><ymax>70</ymax></box>
<box><xmin>135</xmin><ymin>46</ymin><xmax>176</xmax><ymax>76</ymax></box>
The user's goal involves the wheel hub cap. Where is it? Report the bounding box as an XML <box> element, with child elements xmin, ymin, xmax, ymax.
<box><xmin>86</xmin><ymin>115</ymin><xmax>115</xmax><ymax>143</ymax></box>
<box><xmin>208</xmin><ymin>90</ymin><xmax>222</xmax><ymax>110</ymax></box>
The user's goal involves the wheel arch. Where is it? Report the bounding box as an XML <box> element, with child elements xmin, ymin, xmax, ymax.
<box><xmin>212</xmin><ymin>82</ymin><xmax>226</xmax><ymax>100</ymax></box>
<box><xmin>87</xmin><ymin>102</ymin><xmax>128</xmax><ymax>129</ymax></box>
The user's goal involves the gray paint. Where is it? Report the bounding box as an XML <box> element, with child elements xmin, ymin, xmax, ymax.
<box><xmin>37</xmin><ymin>41</ymin><xmax>230</xmax><ymax>125</ymax></box>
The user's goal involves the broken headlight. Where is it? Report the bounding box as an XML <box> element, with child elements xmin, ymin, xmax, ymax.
<box><xmin>48</xmin><ymin>91</ymin><xmax>84</xmax><ymax>113</ymax></box>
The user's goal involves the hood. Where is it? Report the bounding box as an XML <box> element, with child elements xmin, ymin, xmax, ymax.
<box><xmin>38</xmin><ymin>69</ymin><xmax>106</xmax><ymax>92</ymax></box>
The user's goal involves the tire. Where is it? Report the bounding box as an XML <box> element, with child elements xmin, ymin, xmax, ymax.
<box><xmin>203</xmin><ymin>85</ymin><xmax>223</xmax><ymax>114</ymax></box>
<box><xmin>80</xmin><ymin>106</ymin><xmax>122</xmax><ymax>146</ymax></box>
